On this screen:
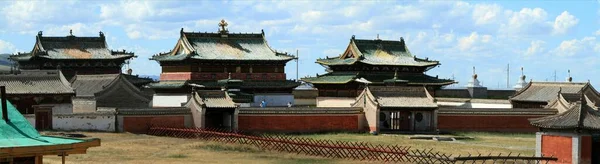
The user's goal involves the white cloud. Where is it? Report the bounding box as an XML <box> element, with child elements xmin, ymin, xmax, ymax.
<box><xmin>458</xmin><ymin>32</ymin><xmax>492</xmax><ymax>52</ymax></box>
<box><xmin>472</xmin><ymin>4</ymin><xmax>502</xmax><ymax>25</ymax></box>
<box><xmin>525</xmin><ymin>40</ymin><xmax>545</xmax><ymax>56</ymax></box>
<box><xmin>553</xmin><ymin>37</ymin><xmax>600</xmax><ymax>56</ymax></box>
<box><xmin>0</xmin><ymin>40</ymin><xmax>16</xmax><ymax>53</ymax></box>
<box><xmin>552</xmin><ymin>11</ymin><xmax>579</xmax><ymax>35</ymax></box>
<box><xmin>500</xmin><ymin>8</ymin><xmax>550</xmax><ymax>35</ymax></box>
<box><xmin>594</xmin><ymin>29</ymin><xmax>600</xmax><ymax>36</ymax></box>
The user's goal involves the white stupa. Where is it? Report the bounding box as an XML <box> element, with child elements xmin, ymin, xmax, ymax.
<box><xmin>466</xmin><ymin>66</ymin><xmax>482</xmax><ymax>87</ymax></box>
<box><xmin>513</xmin><ymin>67</ymin><xmax>527</xmax><ymax>90</ymax></box>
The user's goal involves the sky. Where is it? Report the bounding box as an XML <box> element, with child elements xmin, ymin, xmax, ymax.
<box><xmin>0</xmin><ymin>0</ymin><xmax>599</xmax><ymax>89</ymax></box>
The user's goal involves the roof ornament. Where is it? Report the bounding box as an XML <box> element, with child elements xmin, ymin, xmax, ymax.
<box><xmin>567</xmin><ymin>70</ymin><xmax>572</xmax><ymax>82</ymax></box>
<box><xmin>69</xmin><ymin>29</ymin><xmax>73</xmax><ymax>36</ymax></box>
<box><xmin>514</xmin><ymin>67</ymin><xmax>528</xmax><ymax>90</ymax></box>
<box><xmin>351</xmin><ymin>35</ymin><xmax>355</xmax><ymax>40</ymax></box>
<box><xmin>218</xmin><ymin>19</ymin><xmax>229</xmax><ymax>34</ymax></box>
<box><xmin>38</xmin><ymin>31</ymin><xmax>43</xmax><ymax>37</ymax></box>
<box><xmin>228</xmin><ymin>72</ymin><xmax>231</xmax><ymax>79</ymax></box>
<box><xmin>466</xmin><ymin>66</ymin><xmax>482</xmax><ymax>87</ymax></box>
<box><xmin>393</xmin><ymin>70</ymin><xmax>398</xmax><ymax>79</ymax></box>
<box><xmin>376</xmin><ymin>34</ymin><xmax>380</xmax><ymax>40</ymax></box>
<box><xmin>99</xmin><ymin>31</ymin><xmax>104</xmax><ymax>38</ymax></box>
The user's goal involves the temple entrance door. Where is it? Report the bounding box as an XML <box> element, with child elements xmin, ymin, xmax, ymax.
<box><xmin>204</xmin><ymin>109</ymin><xmax>235</xmax><ymax>130</ymax></box>
<box><xmin>34</xmin><ymin>107</ymin><xmax>52</xmax><ymax>130</ymax></box>
<box><xmin>386</xmin><ymin>111</ymin><xmax>411</xmax><ymax>131</ymax></box>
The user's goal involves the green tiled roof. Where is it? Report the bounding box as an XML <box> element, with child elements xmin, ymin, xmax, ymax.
<box><xmin>316</xmin><ymin>37</ymin><xmax>439</xmax><ymax>67</ymax></box>
<box><xmin>10</xmin><ymin>32</ymin><xmax>134</xmax><ymax>61</ymax></box>
<box><xmin>151</xmin><ymin>30</ymin><xmax>295</xmax><ymax>62</ymax></box>
<box><xmin>147</xmin><ymin>81</ymin><xmax>188</xmax><ymax>89</ymax></box>
<box><xmin>510</xmin><ymin>82</ymin><xmax>589</xmax><ymax>102</ymax></box>
<box><xmin>302</xmin><ymin>72</ymin><xmax>454</xmax><ymax>85</ymax></box>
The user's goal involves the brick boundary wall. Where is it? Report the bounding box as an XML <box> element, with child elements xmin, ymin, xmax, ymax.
<box><xmin>123</xmin><ymin>115</ymin><xmax>186</xmax><ymax>134</ymax></box>
<box><xmin>437</xmin><ymin>115</ymin><xmax>549</xmax><ymax>132</ymax></box>
<box><xmin>238</xmin><ymin>114</ymin><xmax>363</xmax><ymax>133</ymax></box>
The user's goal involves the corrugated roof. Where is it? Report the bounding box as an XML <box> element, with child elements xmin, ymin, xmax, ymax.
<box><xmin>529</xmin><ymin>98</ymin><xmax>600</xmax><ymax>130</ymax></box>
<box><xmin>367</xmin><ymin>86</ymin><xmax>437</xmax><ymax>108</ymax></box>
<box><xmin>10</xmin><ymin>32</ymin><xmax>134</xmax><ymax>61</ymax></box>
<box><xmin>510</xmin><ymin>82</ymin><xmax>588</xmax><ymax>102</ymax></box>
<box><xmin>151</xmin><ymin>31</ymin><xmax>295</xmax><ymax>61</ymax></box>
<box><xmin>316</xmin><ymin>37</ymin><xmax>439</xmax><ymax>67</ymax></box>
<box><xmin>0</xmin><ymin>70</ymin><xmax>74</xmax><ymax>94</ymax></box>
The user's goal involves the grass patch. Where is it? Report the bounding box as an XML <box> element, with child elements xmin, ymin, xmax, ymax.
<box><xmin>196</xmin><ymin>143</ymin><xmax>263</xmax><ymax>153</ymax></box>
<box><xmin>166</xmin><ymin>154</ymin><xmax>188</xmax><ymax>158</ymax></box>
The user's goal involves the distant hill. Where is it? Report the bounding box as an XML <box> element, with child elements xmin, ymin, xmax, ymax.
<box><xmin>0</xmin><ymin>54</ymin><xmax>11</xmax><ymax>66</ymax></box>
<box><xmin>140</xmin><ymin>75</ymin><xmax>160</xmax><ymax>81</ymax></box>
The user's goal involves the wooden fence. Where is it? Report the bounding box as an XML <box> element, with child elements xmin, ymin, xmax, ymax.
<box><xmin>147</xmin><ymin>127</ymin><xmax>557</xmax><ymax>164</ymax></box>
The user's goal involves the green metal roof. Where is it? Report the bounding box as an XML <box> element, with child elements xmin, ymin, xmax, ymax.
<box><xmin>316</xmin><ymin>37</ymin><xmax>439</xmax><ymax>67</ymax></box>
<box><xmin>149</xmin><ymin>80</ymin><xmax>300</xmax><ymax>89</ymax></box>
<box><xmin>0</xmin><ymin>101</ymin><xmax>93</xmax><ymax>148</ymax></box>
<box><xmin>302</xmin><ymin>72</ymin><xmax>455</xmax><ymax>85</ymax></box>
<box><xmin>151</xmin><ymin>30</ymin><xmax>295</xmax><ymax>62</ymax></box>
<box><xmin>10</xmin><ymin>32</ymin><xmax>134</xmax><ymax>61</ymax></box>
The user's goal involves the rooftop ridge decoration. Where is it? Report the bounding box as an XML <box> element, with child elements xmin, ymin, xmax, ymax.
<box><xmin>529</xmin><ymin>93</ymin><xmax>600</xmax><ymax>131</ymax></box>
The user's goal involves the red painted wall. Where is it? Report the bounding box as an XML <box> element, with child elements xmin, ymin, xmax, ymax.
<box><xmin>123</xmin><ymin>116</ymin><xmax>185</xmax><ymax>134</ymax></box>
<box><xmin>437</xmin><ymin>115</ymin><xmax>548</xmax><ymax>132</ymax></box>
<box><xmin>238</xmin><ymin>114</ymin><xmax>361</xmax><ymax>132</ymax></box>
<box><xmin>542</xmin><ymin>135</ymin><xmax>572</xmax><ymax>164</ymax></box>
<box><xmin>580</xmin><ymin>135</ymin><xmax>592</xmax><ymax>164</ymax></box>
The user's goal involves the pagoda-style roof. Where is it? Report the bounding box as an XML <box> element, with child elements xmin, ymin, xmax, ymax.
<box><xmin>316</xmin><ymin>36</ymin><xmax>439</xmax><ymax>67</ymax></box>
<box><xmin>302</xmin><ymin>71</ymin><xmax>454</xmax><ymax>86</ymax></box>
<box><xmin>0</xmin><ymin>100</ymin><xmax>100</xmax><ymax>158</ymax></box>
<box><xmin>546</xmin><ymin>92</ymin><xmax>598</xmax><ymax>113</ymax></box>
<box><xmin>510</xmin><ymin>82</ymin><xmax>597</xmax><ymax>103</ymax></box>
<box><xmin>193</xmin><ymin>90</ymin><xmax>237</xmax><ymax>108</ymax></box>
<box><xmin>151</xmin><ymin>23</ymin><xmax>295</xmax><ymax>62</ymax></box>
<box><xmin>354</xmin><ymin>86</ymin><xmax>437</xmax><ymax>108</ymax></box>
<box><xmin>530</xmin><ymin>96</ymin><xmax>600</xmax><ymax>131</ymax></box>
<box><xmin>0</xmin><ymin>70</ymin><xmax>75</xmax><ymax>95</ymax></box>
<box><xmin>10</xmin><ymin>31</ymin><xmax>135</xmax><ymax>61</ymax></box>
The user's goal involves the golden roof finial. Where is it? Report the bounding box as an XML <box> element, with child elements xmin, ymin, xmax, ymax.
<box><xmin>218</xmin><ymin>19</ymin><xmax>229</xmax><ymax>33</ymax></box>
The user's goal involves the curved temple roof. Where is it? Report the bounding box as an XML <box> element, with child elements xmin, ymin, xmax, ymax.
<box><xmin>10</xmin><ymin>31</ymin><xmax>134</xmax><ymax>61</ymax></box>
<box><xmin>151</xmin><ymin>29</ymin><xmax>295</xmax><ymax>62</ymax></box>
<box><xmin>316</xmin><ymin>37</ymin><xmax>439</xmax><ymax>67</ymax></box>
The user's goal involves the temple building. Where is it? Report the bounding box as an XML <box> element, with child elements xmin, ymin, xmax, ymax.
<box><xmin>9</xmin><ymin>31</ymin><xmax>136</xmax><ymax>80</ymax></box>
<box><xmin>510</xmin><ymin>73</ymin><xmax>600</xmax><ymax>109</ymax></box>
<box><xmin>150</xmin><ymin>20</ymin><xmax>299</xmax><ymax>107</ymax></box>
<box><xmin>302</xmin><ymin>36</ymin><xmax>454</xmax><ymax>106</ymax></box>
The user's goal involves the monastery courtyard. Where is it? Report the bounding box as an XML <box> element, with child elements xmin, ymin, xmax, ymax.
<box><xmin>42</xmin><ymin>131</ymin><xmax>534</xmax><ymax>164</ymax></box>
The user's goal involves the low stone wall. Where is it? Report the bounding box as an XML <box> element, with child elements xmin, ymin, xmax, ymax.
<box><xmin>437</xmin><ymin>108</ymin><xmax>556</xmax><ymax>132</ymax></box>
<box><xmin>238</xmin><ymin>107</ymin><xmax>364</xmax><ymax>133</ymax></box>
<box><xmin>117</xmin><ymin>108</ymin><xmax>193</xmax><ymax>134</ymax></box>
<box><xmin>53</xmin><ymin>113</ymin><xmax>116</xmax><ymax>132</ymax></box>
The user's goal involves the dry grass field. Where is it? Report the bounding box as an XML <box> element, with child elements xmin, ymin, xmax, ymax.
<box><xmin>42</xmin><ymin>132</ymin><xmax>535</xmax><ymax>164</ymax></box>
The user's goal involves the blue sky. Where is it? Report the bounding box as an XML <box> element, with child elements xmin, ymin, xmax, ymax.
<box><xmin>0</xmin><ymin>0</ymin><xmax>599</xmax><ymax>89</ymax></box>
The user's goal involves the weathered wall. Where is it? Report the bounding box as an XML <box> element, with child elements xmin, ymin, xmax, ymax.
<box><xmin>316</xmin><ymin>97</ymin><xmax>355</xmax><ymax>107</ymax></box>
<box><xmin>72</xmin><ymin>97</ymin><xmax>97</xmax><ymax>113</ymax></box>
<box><xmin>52</xmin><ymin>103</ymin><xmax>73</xmax><ymax>114</ymax></box>
<box><xmin>436</xmin><ymin>101</ymin><xmax>512</xmax><ymax>109</ymax></box>
<box><xmin>52</xmin><ymin>113</ymin><xmax>115</xmax><ymax>132</ymax></box>
<box><xmin>252</xmin><ymin>94</ymin><xmax>294</xmax><ymax>107</ymax></box>
<box><xmin>24</xmin><ymin>114</ymin><xmax>35</xmax><ymax>127</ymax></box>
<box><xmin>238</xmin><ymin>114</ymin><xmax>362</xmax><ymax>133</ymax></box>
<box><xmin>541</xmin><ymin>135</ymin><xmax>572</xmax><ymax>164</ymax></box>
<box><xmin>437</xmin><ymin>115</ymin><xmax>547</xmax><ymax>132</ymax></box>
<box><xmin>580</xmin><ymin>135</ymin><xmax>592</xmax><ymax>164</ymax></box>
<box><xmin>152</xmin><ymin>94</ymin><xmax>189</xmax><ymax>107</ymax></box>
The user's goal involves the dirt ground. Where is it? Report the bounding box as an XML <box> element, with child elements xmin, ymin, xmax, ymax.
<box><xmin>42</xmin><ymin>132</ymin><xmax>535</xmax><ymax>164</ymax></box>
